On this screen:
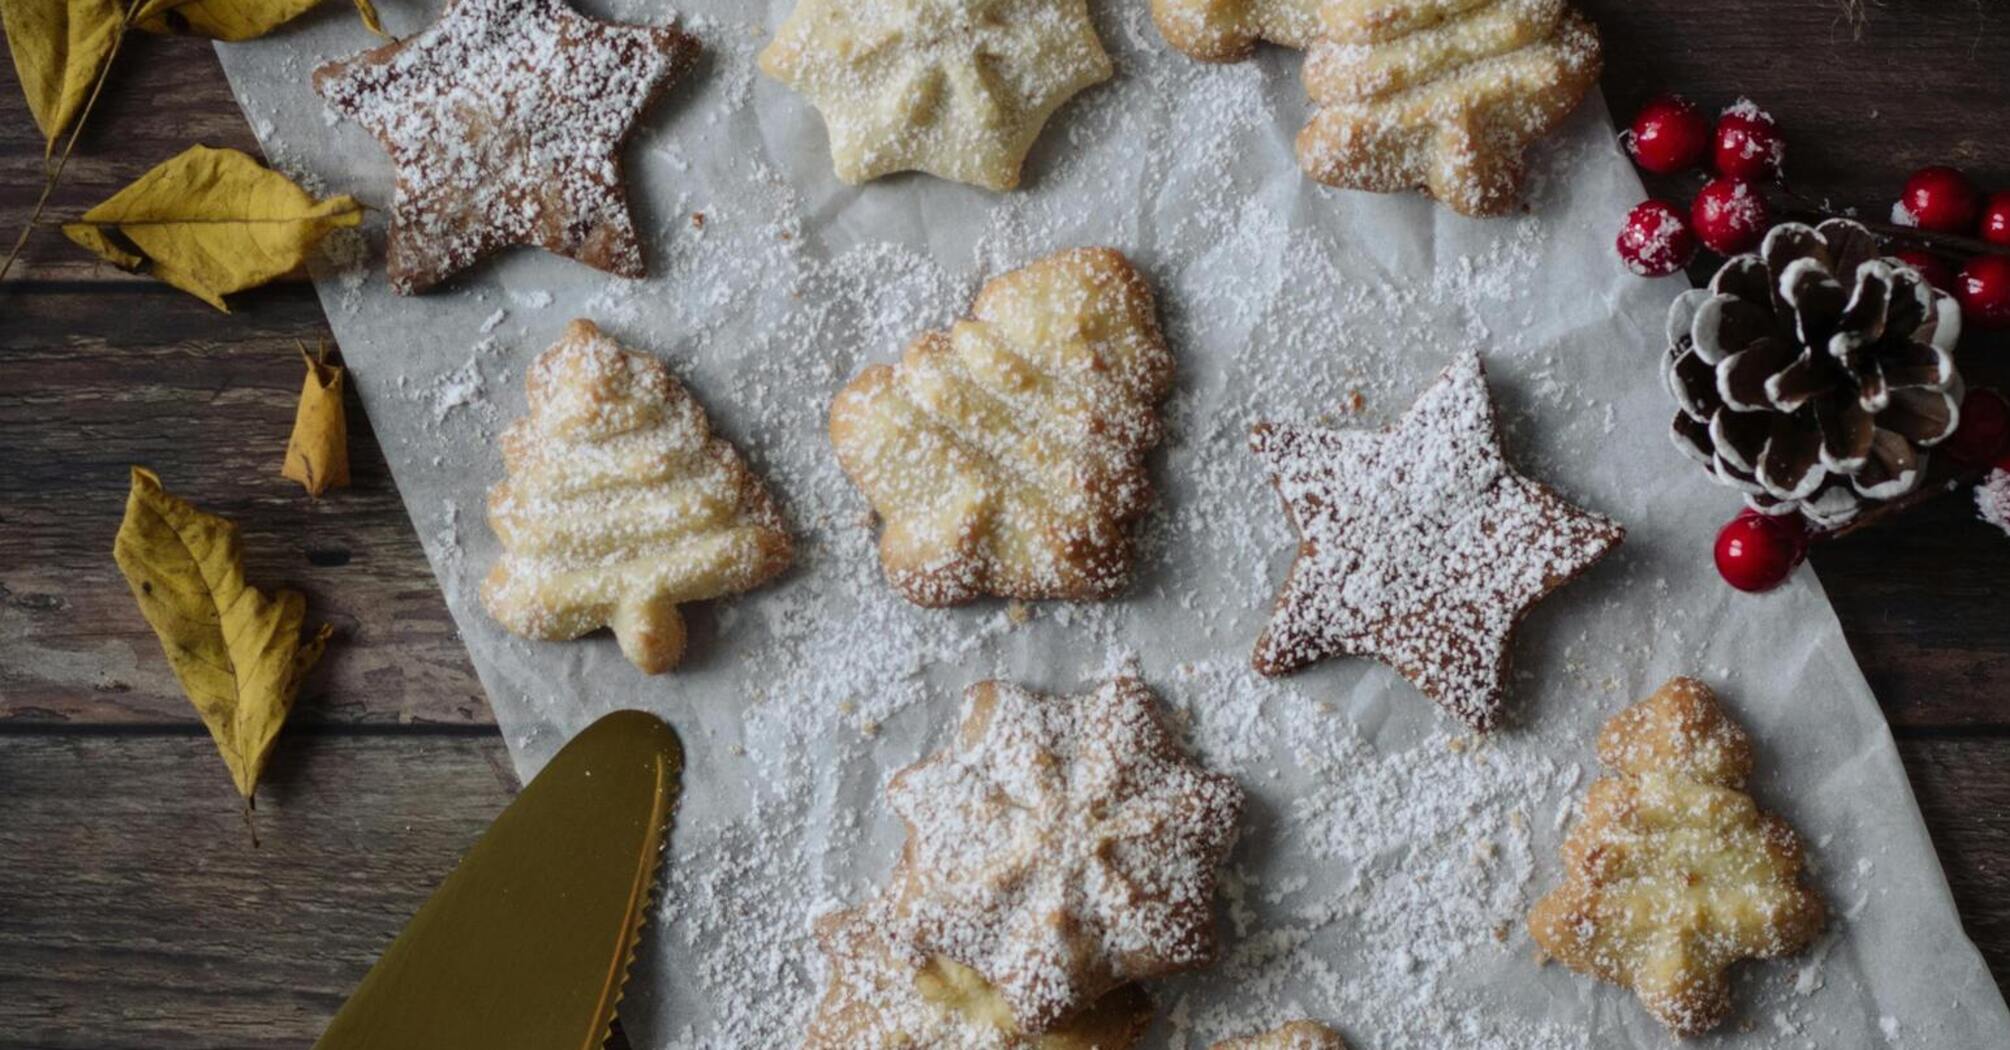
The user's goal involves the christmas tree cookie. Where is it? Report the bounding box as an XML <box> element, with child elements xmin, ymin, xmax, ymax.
<box><xmin>1529</xmin><ymin>677</ymin><xmax>1827</xmax><ymax>1036</ymax></box>
<box><xmin>1296</xmin><ymin>0</ymin><xmax>1603</xmax><ymax>216</ymax></box>
<box><xmin>804</xmin><ymin>904</ymin><xmax>1154</xmax><ymax>1049</ymax></box>
<box><xmin>482</xmin><ymin>320</ymin><xmax>791</xmax><ymax>674</ymax></box>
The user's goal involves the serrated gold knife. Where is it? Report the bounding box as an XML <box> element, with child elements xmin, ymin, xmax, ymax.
<box><xmin>313</xmin><ymin>710</ymin><xmax>681</xmax><ymax>1050</ymax></box>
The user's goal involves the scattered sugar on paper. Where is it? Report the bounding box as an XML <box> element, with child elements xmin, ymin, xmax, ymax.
<box><xmin>240</xmin><ymin>2</ymin><xmax>1898</xmax><ymax>1047</ymax></box>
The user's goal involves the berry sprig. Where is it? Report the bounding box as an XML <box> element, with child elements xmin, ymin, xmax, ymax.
<box><xmin>1615</xmin><ymin>93</ymin><xmax>2010</xmax><ymax>591</ymax></box>
<box><xmin>1617</xmin><ymin>95</ymin><xmax>1783</xmax><ymax>272</ymax></box>
<box><xmin>1615</xmin><ymin>94</ymin><xmax>2010</xmax><ymax>332</ymax></box>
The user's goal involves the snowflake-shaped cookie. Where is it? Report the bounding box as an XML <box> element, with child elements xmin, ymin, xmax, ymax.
<box><xmin>758</xmin><ymin>0</ymin><xmax>1112</xmax><ymax>190</ymax></box>
<box><xmin>885</xmin><ymin>678</ymin><xmax>1243</xmax><ymax>1032</ymax></box>
<box><xmin>805</xmin><ymin>905</ymin><xmax>1154</xmax><ymax>1049</ymax></box>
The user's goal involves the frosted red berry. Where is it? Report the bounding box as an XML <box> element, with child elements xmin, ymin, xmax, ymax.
<box><xmin>1981</xmin><ymin>191</ymin><xmax>2010</xmax><ymax>247</ymax></box>
<box><xmin>1956</xmin><ymin>254</ymin><xmax>2010</xmax><ymax>330</ymax></box>
<box><xmin>1944</xmin><ymin>390</ymin><xmax>2010</xmax><ymax>468</ymax></box>
<box><xmin>1892</xmin><ymin>166</ymin><xmax>1981</xmax><ymax>233</ymax></box>
<box><xmin>1714</xmin><ymin>509</ymin><xmax>1807</xmax><ymax>593</ymax></box>
<box><xmin>1712</xmin><ymin>99</ymin><xmax>1784</xmax><ymax>180</ymax></box>
<box><xmin>1627</xmin><ymin>93</ymin><xmax>1710</xmax><ymax>174</ymax></box>
<box><xmin>1692</xmin><ymin>177</ymin><xmax>1770</xmax><ymax>254</ymax></box>
<box><xmin>1891</xmin><ymin>250</ymin><xmax>1955</xmax><ymax>292</ymax></box>
<box><xmin>1617</xmin><ymin>200</ymin><xmax>1698</xmax><ymax>276</ymax></box>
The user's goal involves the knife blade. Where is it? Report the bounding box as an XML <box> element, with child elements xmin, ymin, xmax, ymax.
<box><xmin>314</xmin><ymin>709</ymin><xmax>681</xmax><ymax>1050</ymax></box>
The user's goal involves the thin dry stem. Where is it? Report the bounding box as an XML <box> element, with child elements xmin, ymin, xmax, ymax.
<box><xmin>0</xmin><ymin>1</ymin><xmax>144</xmax><ymax>285</ymax></box>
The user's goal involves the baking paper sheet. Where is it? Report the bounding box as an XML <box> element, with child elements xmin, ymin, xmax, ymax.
<box><xmin>214</xmin><ymin>2</ymin><xmax>2010</xmax><ymax>1046</ymax></box>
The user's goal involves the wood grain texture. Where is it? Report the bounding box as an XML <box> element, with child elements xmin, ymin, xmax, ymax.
<box><xmin>0</xmin><ymin>287</ymin><xmax>488</xmax><ymax>726</ymax></box>
<box><xmin>0</xmin><ymin>2</ymin><xmax>2006</xmax><ymax>1045</ymax></box>
<box><xmin>0</xmin><ymin>733</ymin><xmax>516</xmax><ymax>1050</ymax></box>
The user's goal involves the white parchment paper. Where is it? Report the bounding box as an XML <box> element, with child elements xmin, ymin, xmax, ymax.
<box><xmin>215</xmin><ymin>2</ymin><xmax>2010</xmax><ymax>1046</ymax></box>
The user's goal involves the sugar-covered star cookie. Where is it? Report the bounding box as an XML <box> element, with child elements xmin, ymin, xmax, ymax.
<box><xmin>315</xmin><ymin>0</ymin><xmax>698</xmax><ymax>293</ymax></box>
<box><xmin>758</xmin><ymin>0</ymin><xmax>1111</xmax><ymax>191</ymax></box>
<box><xmin>1249</xmin><ymin>353</ymin><xmax>1623</xmax><ymax>729</ymax></box>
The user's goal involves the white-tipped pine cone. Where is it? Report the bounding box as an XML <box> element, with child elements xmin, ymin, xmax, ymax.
<box><xmin>1664</xmin><ymin>219</ymin><xmax>1964</xmax><ymax>529</ymax></box>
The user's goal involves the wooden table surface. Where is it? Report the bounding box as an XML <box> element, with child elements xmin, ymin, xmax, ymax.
<box><xmin>2</xmin><ymin>3</ymin><xmax>2007</xmax><ymax>1046</ymax></box>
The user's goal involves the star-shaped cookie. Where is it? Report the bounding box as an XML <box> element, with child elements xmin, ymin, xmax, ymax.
<box><xmin>1249</xmin><ymin>354</ymin><xmax>1623</xmax><ymax>730</ymax></box>
<box><xmin>885</xmin><ymin>678</ymin><xmax>1243</xmax><ymax>1032</ymax></box>
<box><xmin>758</xmin><ymin>0</ymin><xmax>1112</xmax><ymax>191</ymax></box>
<box><xmin>314</xmin><ymin>0</ymin><xmax>698</xmax><ymax>293</ymax></box>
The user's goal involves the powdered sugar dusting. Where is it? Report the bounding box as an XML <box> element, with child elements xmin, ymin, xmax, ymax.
<box><xmin>1978</xmin><ymin>470</ymin><xmax>2010</xmax><ymax>538</ymax></box>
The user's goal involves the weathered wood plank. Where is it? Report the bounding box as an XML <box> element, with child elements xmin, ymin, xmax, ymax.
<box><xmin>0</xmin><ymin>732</ymin><xmax>516</xmax><ymax>1050</ymax></box>
<box><xmin>0</xmin><ymin>31</ymin><xmax>279</xmax><ymax>284</ymax></box>
<box><xmin>0</xmin><ymin>731</ymin><xmax>2002</xmax><ymax>1050</ymax></box>
<box><xmin>0</xmin><ymin>287</ymin><xmax>485</xmax><ymax>726</ymax></box>
<box><xmin>1812</xmin><ymin>498</ymin><xmax>2010</xmax><ymax>731</ymax></box>
<box><xmin>1899</xmin><ymin>737</ymin><xmax>2010</xmax><ymax>998</ymax></box>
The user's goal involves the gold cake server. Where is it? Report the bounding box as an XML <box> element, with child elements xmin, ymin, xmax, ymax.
<box><xmin>314</xmin><ymin>709</ymin><xmax>681</xmax><ymax>1050</ymax></box>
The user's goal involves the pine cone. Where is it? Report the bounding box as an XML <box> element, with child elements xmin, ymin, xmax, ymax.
<box><xmin>1664</xmin><ymin>218</ymin><xmax>1964</xmax><ymax>529</ymax></box>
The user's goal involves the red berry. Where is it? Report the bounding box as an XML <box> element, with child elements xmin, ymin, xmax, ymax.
<box><xmin>1944</xmin><ymin>389</ymin><xmax>2010</xmax><ymax>468</ymax></box>
<box><xmin>1892</xmin><ymin>166</ymin><xmax>1981</xmax><ymax>233</ymax></box>
<box><xmin>1616</xmin><ymin>200</ymin><xmax>1698</xmax><ymax>276</ymax></box>
<box><xmin>1956</xmin><ymin>254</ymin><xmax>2010</xmax><ymax>330</ymax></box>
<box><xmin>1712</xmin><ymin>99</ymin><xmax>1784</xmax><ymax>180</ymax></box>
<box><xmin>1627</xmin><ymin>93</ymin><xmax>1710</xmax><ymax>174</ymax></box>
<box><xmin>1691</xmin><ymin>177</ymin><xmax>1770</xmax><ymax>254</ymax></box>
<box><xmin>1981</xmin><ymin>191</ymin><xmax>2010</xmax><ymax>247</ymax></box>
<box><xmin>1891</xmin><ymin>249</ymin><xmax>1955</xmax><ymax>292</ymax></box>
<box><xmin>1714</xmin><ymin>509</ymin><xmax>1808</xmax><ymax>593</ymax></box>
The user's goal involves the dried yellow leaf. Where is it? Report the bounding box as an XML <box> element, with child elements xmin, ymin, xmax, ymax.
<box><xmin>114</xmin><ymin>467</ymin><xmax>333</xmax><ymax>801</ymax></box>
<box><xmin>135</xmin><ymin>0</ymin><xmax>321</xmax><ymax>41</ymax></box>
<box><xmin>354</xmin><ymin>0</ymin><xmax>387</xmax><ymax>37</ymax></box>
<box><xmin>282</xmin><ymin>345</ymin><xmax>350</xmax><ymax>497</ymax></box>
<box><xmin>62</xmin><ymin>145</ymin><xmax>361</xmax><ymax>311</ymax></box>
<box><xmin>1</xmin><ymin>0</ymin><xmax>126</xmax><ymax>150</ymax></box>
